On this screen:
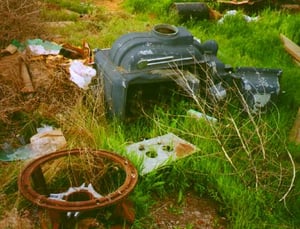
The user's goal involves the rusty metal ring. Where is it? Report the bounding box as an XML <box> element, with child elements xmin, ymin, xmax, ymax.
<box><xmin>18</xmin><ymin>149</ymin><xmax>138</xmax><ymax>212</ymax></box>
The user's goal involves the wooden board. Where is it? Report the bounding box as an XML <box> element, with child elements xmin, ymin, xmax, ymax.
<box><xmin>218</xmin><ymin>0</ymin><xmax>255</xmax><ymax>5</ymax></box>
<box><xmin>289</xmin><ymin>108</ymin><xmax>300</xmax><ymax>144</ymax></box>
<box><xmin>280</xmin><ymin>34</ymin><xmax>300</xmax><ymax>63</ymax></box>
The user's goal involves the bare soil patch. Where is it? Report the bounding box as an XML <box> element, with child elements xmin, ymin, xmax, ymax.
<box><xmin>148</xmin><ymin>192</ymin><xmax>227</xmax><ymax>229</ymax></box>
<box><xmin>93</xmin><ymin>0</ymin><xmax>123</xmax><ymax>11</ymax></box>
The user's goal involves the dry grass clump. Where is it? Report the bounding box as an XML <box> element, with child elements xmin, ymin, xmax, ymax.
<box><xmin>0</xmin><ymin>52</ymin><xmax>83</xmax><ymax>144</ymax></box>
<box><xmin>0</xmin><ymin>54</ymin><xmax>83</xmax><ymax>123</ymax></box>
<box><xmin>0</xmin><ymin>208</ymin><xmax>34</xmax><ymax>229</ymax></box>
<box><xmin>0</xmin><ymin>0</ymin><xmax>45</xmax><ymax>48</ymax></box>
<box><xmin>0</xmin><ymin>54</ymin><xmax>27</xmax><ymax>124</ymax></box>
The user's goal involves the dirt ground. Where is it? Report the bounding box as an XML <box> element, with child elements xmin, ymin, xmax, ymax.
<box><xmin>94</xmin><ymin>0</ymin><xmax>123</xmax><ymax>11</ymax></box>
<box><xmin>148</xmin><ymin>192</ymin><xmax>227</xmax><ymax>229</ymax></box>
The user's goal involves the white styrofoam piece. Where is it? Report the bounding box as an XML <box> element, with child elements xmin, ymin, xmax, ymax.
<box><xmin>126</xmin><ymin>133</ymin><xmax>196</xmax><ymax>175</ymax></box>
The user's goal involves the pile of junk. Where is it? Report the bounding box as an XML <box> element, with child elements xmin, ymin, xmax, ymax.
<box><xmin>11</xmin><ymin>24</ymin><xmax>284</xmax><ymax>229</ymax></box>
<box><xmin>94</xmin><ymin>23</ymin><xmax>282</xmax><ymax>119</ymax></box>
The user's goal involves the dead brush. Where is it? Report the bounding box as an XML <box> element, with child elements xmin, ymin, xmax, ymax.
<box><xmin>145</xmin><ymin>62</ymin><xmax>296</xmax><ymax>206</ymax></box>
<box><xmin>0</xmin><ymin>52</ymin><xmax>83</xmax><ymax>148</ymax></box>
<box><xmin>0</xmin><ymin>0</ymin><xmax>45</xmax><ymax>48</ymax></box>
<box><xmin>192</xmin><ymin>65</ymin><xmax>295</xmax><ymax>204</ymax></box>
<box><xmin>0</xmin><ymin>208</ymin><xmax>34</xmax><ymax>229</ymax></box>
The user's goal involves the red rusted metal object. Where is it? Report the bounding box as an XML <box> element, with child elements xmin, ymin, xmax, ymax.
<box><xmin>18</xmin><ymin>149</ymin><xmax>138</xmax><ymax>228</ymax></box>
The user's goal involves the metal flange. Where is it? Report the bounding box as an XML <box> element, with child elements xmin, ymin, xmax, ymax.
<box><xmin>18</xmin><ymin>149</ymin><xmax>138</xmax><ymax>212</ymax></box>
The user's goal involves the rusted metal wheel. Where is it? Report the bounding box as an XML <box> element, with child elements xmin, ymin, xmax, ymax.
<box><xmin>18</xmin><ymin>148</ymin><xmax>138</xmax><ymax>213</ymax></box>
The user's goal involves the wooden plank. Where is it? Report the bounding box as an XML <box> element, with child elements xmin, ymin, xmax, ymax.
<box><xmin>218</xmin><ymin>0</ymin><xmax>255</xmax><ymax>5</ymax></box>
<box><xmin>281</xmin><ymin>4</ymin><xmax>300</xmax><ymax>13</ymax></box>
<box><xmin>289</xmin><ymin>108</ymin><xmax>300</xmax><ymax>144</ymax></box>
<box><xmin>280</xmin><ymin>33</ymin><xmax>300</xmax><ymax>63</ymax></box>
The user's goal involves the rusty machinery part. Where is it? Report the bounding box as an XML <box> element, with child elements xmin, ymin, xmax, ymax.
<box><xmin>18</xmin><ymin>149</ymin><xmax>138</xmax><ymax>212</ymax></box>
<box><xmin>49</xmin><ymin>183</ymin><xmax>103</xmax><ymax>201</ymax></box>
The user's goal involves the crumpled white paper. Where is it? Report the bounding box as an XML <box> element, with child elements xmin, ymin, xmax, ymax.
<box><xmin>69</xmin><ymin>60</ymin><xmax>96</xmax><ymax>90</ymax></box>
<box><xmin>218</xmin><ymin>10</ymin><xmax>259</xmax><ymax>24</ymax></box>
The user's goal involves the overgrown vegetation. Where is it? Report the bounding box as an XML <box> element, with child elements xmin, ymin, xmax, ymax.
<box><xmin>0</xmin><ymin>0</ymin><xmax>45</xmax><ymax>48</ymax></box>
<box><xmin>1</xmin><ymin>0</ymin><xmax>300</xmax><ymax>228</ymax></box>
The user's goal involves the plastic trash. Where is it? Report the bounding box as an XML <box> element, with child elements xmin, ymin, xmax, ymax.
<box><xmin>187</xmin><ymin>109</ymin><xmax>218</xmax><ymax>122</ymax></box>
<box><xmin>26</xmin><ymin>39</ymin><xmax>61</xmax><ymax>55</ymax></box>
<box><xmin>69</xmin><ymin>60</ymin><xmax>96</xmax><ymax>90</ymax></box>
<box><xmin>0</xmin><ymin>125</ymin><xmax>66</xmax><ymax>161</ymax></box>
<box><xmin>218</xmin><ymin>10</ymin><xmax>259</xmax><ymax>24</ymax></box>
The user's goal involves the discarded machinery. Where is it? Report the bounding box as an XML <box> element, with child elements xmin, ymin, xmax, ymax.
<box><xmin>232</xmin><ymin>67</ymin><xmax>282</xmax><ymax>114</ymax></box>
<box><xmin>18</xmin><ymin>149</ymin><xmax>138</xmax><ymax>228</ymax></box>
<box><xmin>94</xmin><ymin>24</ymin><xmax>282</xmax><ymax>119</ymax></box>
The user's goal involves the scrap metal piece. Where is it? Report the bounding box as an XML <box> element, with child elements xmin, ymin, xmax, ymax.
<box><xmin>49</xmin><ymin>183</ymin><xmax>102</xmax><ymax>201</ymax></box>
<box><xmin>209</xmin><ymin>82</ymin><xmax>227</xmax><ymax>101</ymax></box>
<box><xmin>232</xmin><ymin>67</ymin><xmax>282</xmax><ymax>113</ymax></box>
<box><xmin>18</xmin><ymin>149</ymin><xmax>138</xmax><ymax>213</ymax></box>
<box><xmin>95</xmin><ymin>24</ymin><xmax>282</xmax><ymax>118</ymax></box>
<box><xmin>138</xmin><ymin>56</ymin><xmax>194</xmax><ymax>69</ymax></box>
<box><xmin>126</xmin><ymin>133</ymin><xmax>197</xmax><ymax>175</ymax></box>
<box><xmin>94</xmin><ymin>24</ymin><xmax>226</xmax><ymax>119</ymax></box>
<box><xmin>171</xmin><ymin>2</ymin><xmax>210</xmax><ymax>21</ymax></box>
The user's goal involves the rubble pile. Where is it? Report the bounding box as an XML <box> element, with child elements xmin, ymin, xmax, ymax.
<box><xmin>0</xmin><ymin>44</ymin><xmax>84</xmax><ymax>144</ymax></box>
<box><xmin>0</xmin><ymin>0</ymin><xmax>44</xmax><ymax>48</ymax></box>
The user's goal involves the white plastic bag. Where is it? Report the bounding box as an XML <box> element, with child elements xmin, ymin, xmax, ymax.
<box><xmin>69</xmin><ymin>60</ymin><xmax>96</xmax><ymax>90</ymax></box>
<box><xmin>30</xmin><ymin>125</ymin><xmax>67</xmax><ymax>157</ymax></box>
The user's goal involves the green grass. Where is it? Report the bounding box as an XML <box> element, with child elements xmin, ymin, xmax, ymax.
<box><xmin>43</xmin><ymin>0</ymin><xmax>95</xmax><ymax>14</ymax></box>
<box><xmin>1</xmin><ymin>0</ymin><xmax>300</xmax><ymax>228</ymax></box>
<box><xmin>40</xmin><ymin>7</ymin><xmax>80</xmax><ymax>22</ymax></box>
